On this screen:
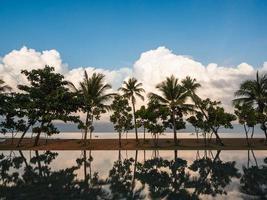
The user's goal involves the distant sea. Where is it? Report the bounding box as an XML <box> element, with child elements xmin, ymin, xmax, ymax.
<box><xmin>1</xmin><ymin>130</ymin><xmax>265</xmax><ymax>140</ymax></box>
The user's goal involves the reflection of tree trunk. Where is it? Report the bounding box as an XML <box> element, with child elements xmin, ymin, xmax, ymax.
<box><xmin>83</xmin><ymin>150</ymin><xmax>87</xmax><ymax>183</ymax></box>
<box><xmin>193</xmin><ymin>150</ymin><xmax>221</xmax><ymax>196</ymax></box>
<box><xmin>132</xmin><ymin>99</ymin><xmax>138</xmax><ymax>143</ymax></box>
<box><xmin>251</xmin><ymin>150</ymin><xmax>258</xmax><ymax>167</ymax></box>
<box><xmin>174</xmin><ymin>150</ymin><xmax>178</xmax><ymax>160</ymax></box>
<box><xmin>118</xmin><ymin>149</ymin><xmax>121</xmax><ymax>161</ymax></box>
<box><xmin>247</xmin><ymin>150</ymin><xmax>250</xmax><ymax>168</ymax></box>
<box><xmin>132</xmin><ymin>150</ymin><xmax>138</xmax><ymax>192</ymax></box>
<box><xmin>35</xmin><ymin>151</ymin><xmax>42</xmax><ymax>176</ymax></box>
<box><xmin>89</xmin><ymin>150</ymin><xmax>92</xmax><ymax>180</ymax></box>
<box><xmin>143</xmin><ymin>150</ymin><xmax>146</xmax><ymax>161</ymax></box>
<box><xmin>19</xmin><ymin>150</ymin><xmax>29</xmax><ymax>167</ymax></box>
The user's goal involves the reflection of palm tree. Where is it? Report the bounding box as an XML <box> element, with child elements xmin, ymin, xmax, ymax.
<box><xmin>119</xmin><ymin>78</ymin><xmax>145</xmax><ymax>143</ymax></box>
<box><xmin>189</xmin><ymin>150</ymin><xmax>240</xmax><ymax>197</ymax></box>
<box><xmin>149</xmin><ymin>75</ymin><xmax>191</xmax><ymax>145</ymax></box>
<box><xmin>0</xmin><ymin>151</ymin><xmax>109</xmax><ymax>199</ymax></box>
<box><xmin>108</xmin><ymin>153</ymin><xmax>145</xmax><ymax>200</ymax></box>
<box><xmin>240</xmin><ymin>155</ymin><xmax>267</xmax><ymax>198</ymax></box>
<box><xmin>233</xmin><ymin>71</ymin><xmax>267</xmax><ymax>142</ymax></box>
<box><xmin>136</xmin><ymin>156</ymin><xmax>197</xmax><ymax>199</ymax></box>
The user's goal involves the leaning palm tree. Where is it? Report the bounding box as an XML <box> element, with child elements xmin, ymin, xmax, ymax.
<box><xmin>182</xmin><ymin>76</ymin><xmax>201</xmax><ymax>102</ymax></box>
<box><xmin>0</xmin><ymin>79</ymin><xmax>11</xmax><ymax>93</ymax></box>
<box><xmin>149</xmin><ymin>75</ymin><xmax>192</xmax><ymax>145</ymax></box>
<box><xmin>119</xmin><ymin>77</ymin><xmax>145</xmax><ymax>143</ymax></box>
<box><xmin>233</xmin><ymin>71</ymin><xmax>267</xmax><ymax>142</ymax></box>
<box><xmin>69</xmin><ymin>71</ymin><xmax>114</xmax><ymax>144</ymax></box>
<box><xmin>182</xmin><ymin>76</ymin><xmax>225</xmax><ymax>146</ymax></box>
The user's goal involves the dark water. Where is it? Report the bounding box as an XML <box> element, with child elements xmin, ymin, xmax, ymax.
<box><xmin>0</xmin><ymin>150</ymin><xmax>266</xmax><ymax>200</ymax></box>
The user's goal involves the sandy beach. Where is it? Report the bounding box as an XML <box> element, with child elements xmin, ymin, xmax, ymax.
<box><xmin>0</xmin><ymin>138</ymin><xmax>266</xmax><ymax>150</ymax></box>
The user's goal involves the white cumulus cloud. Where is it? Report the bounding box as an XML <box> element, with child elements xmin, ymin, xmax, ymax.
<box><xmin>0</xmin><ymin>46</ymin><xmax>265</xmax><ymax>114</ymax></box>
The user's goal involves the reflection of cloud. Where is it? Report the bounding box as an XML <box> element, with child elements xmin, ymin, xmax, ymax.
<box><xmin>1</xmin><ymin>46</ymin><xmax>267</xmax><ymax>116</ymax></box>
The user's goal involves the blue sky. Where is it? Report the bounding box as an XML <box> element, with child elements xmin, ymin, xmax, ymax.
<box><xmin>1</xmin><ymin>0</ymin><xmax>267</xmax><ymax>69</ymax></box>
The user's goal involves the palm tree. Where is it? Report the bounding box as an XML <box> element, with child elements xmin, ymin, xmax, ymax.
<box><xmin>183</xmin><ymin>76</ymin><xmax>226</xmax><ymax>146</ymax></box>
<box><xmin>70</xmin><ymin>71</ymin><xmax>114</xmax><ymax>144</ymax></box>
<box><xmin>0</xmin><ymin>79</ymin><xmax>11</xmax><ymax>93</ymax></box>
<box><xmin>119</xmin><ymin>77</ymin><xmax>145</xmax><ymax>143</ymax></box>
<box><xmin>233</xmin><ymin>71</ymin><xmax>267</xmax><ymax>142</ymax></box>
<box><xmin>181</xmin><ymin>76</ymin><xmax>201</xmax><ymax>102</ymax></box>
<box><xmin>149</xmin><ymin>75</ymin><xmax>191</xmax><ymax>145</ymax></box>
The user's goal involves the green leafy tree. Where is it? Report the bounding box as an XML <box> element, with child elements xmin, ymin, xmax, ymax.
<box><xmin>110</xmin><ymin>95</ymin><xmax>134</xmax><ymax>147</ymax></box>
<box><xmin>135</xmin><ymin>106</ymin><xmax>149</xmax><ymax>142</ymax></box>
<box><xmin>18</xmin><ymin>66</ymin><xmax>79</xmax><ymax>146</ymax></box>
<box><xmin>233</xmin><ymin>71</ymin><xmax>267</xmax><ymax>142</ymax></box>
<box><xmin>234</xmin><ymin>103</ymin><xmax>258</xmax><ymax>145</ymax></box>
<box><xmin>187</xmin><ymin>99</ymin><xmax>236</xmax><ymax>146</ymax></box>
<box><xmin>0</xmin><ymin>93</ymin><xmax>26</xmax><ymax>144</ymax></box>
<box><xmin>0</xmin><ymin>79</ymin><xmax>11</xmax><ymax>93</ymax></box>
<box><xmin>69</xmin><ymin>71</ymin><xmax>114</xmax><ymax>144</ymax></box>
<box><xmin>149</xmin><ymin>75</ymin><xmax>192</xmax><ymax>145</ymax></box>
<box><xmin>119</xmin><ymin>77</ymin><xmax>145</xmax><ymax>143</ymax></box>
<box><xmin>145</xmin><ymin>100</ymin><xmax>168</xmax><ymax>147</ymax></box>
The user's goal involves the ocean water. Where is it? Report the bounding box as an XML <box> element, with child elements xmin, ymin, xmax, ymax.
<box><xmin>0</xmin><ymin>149</ymin><xmax>266</xmax><ymax>199</ymax></box>
<box><xmin>0</xmin><ymin>131</ymin><xmax>265</xmax><ymax>140</ymax></box>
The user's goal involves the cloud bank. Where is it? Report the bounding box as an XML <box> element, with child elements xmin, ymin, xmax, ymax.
<box><xmin>0</xmin><ymin>46</ymin><xmax>265</xmax><ymax>113</ymax></box>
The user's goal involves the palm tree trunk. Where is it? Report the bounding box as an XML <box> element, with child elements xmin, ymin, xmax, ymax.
<box><xmin>262</xmin><ymin>123</ymin><xmax>267</xmax><ymax>143</ymax></box>
<box><xmin>244</xmin><ymin>125</ymin><xmax>250</xmax><ymax>146</ymax></box>
<box><xmin>143</xmin><ymin>126</ymin><xmax>145</xmax><ymax>142</ymax></box>
<box><xmin>89</xmin><ymin>116</ymin><xmax>94</xmax><ymax>143</ymax></box>
<box><xmin>84</xmin><ymin>112</ymin><xmax>89</xmax><ymax>144</ymax></box>
<box><xmin>172</xmin><ymin>110</ymin><xmax>178</xmax><ymax>145</ymax></box>
<box><xmin>119</xmin><ymin>131</ymin><xmax>122</xmax><ymax>147</ymax></box>
<box><xmin>132</xmin><ymin>99</ymin><xmax>138</xmax><ymax>143</ymax></box>
<box><xmin>251</xmin><ymin>126</ymin><xmax>255</xmax><ymax>139</ymax></box>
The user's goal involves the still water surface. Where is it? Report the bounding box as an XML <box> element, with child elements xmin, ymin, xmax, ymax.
<box><xmin>0</xmin><ymin>150</ymin><xmax>266</xmax><ymax>199</ymax></box>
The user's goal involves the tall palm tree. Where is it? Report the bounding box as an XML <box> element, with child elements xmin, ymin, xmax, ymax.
<box><xmin>233</xmin><ymin>71</ymin><xmax>267</xmax><ymax>142</ymax></box>
<box><xmin>70</xmin><ymin>71</ymin><xmax>114</xmax><ymax>144</ymax></box>
<box><xmin>182</xmin><ymin>76</ymin><xmax>225</xmax><ymax>145</ymax></box>
<box><xmin>149</xmin><ymin>75</ymin><xmax>191</xmax><ymax>145</ymax></box>
<box><xmin>119</xmin><ymin>77</ymin><xmax>145</xmax><ymax>143</ymax></box>
<box><xmin>0</xmin><ymin>79</ymin><xmax>11</xmax><ymax>93</ymax></box>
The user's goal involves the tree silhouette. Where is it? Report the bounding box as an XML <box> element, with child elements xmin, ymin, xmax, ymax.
<box><xmin>149</xmin><ymin>75</ymin><xmax>192</xmax><ymax>145</ymax></box>
<box><xmin>233</xmin><ymin>71</ymin><xmax>267</xmax><ymax>142</ymax></box>
<box><xmin>69</xmin><ymin>71</ymin><xmax>114</xmax><ymax>145</ymax></box>
<box><xmin>110</xmin><ymin>95</ymin><xmax>133</xmax><ymax>147</ymax></box>
<box><xmin>119</xmin><ymin>77</ymin><xmax>145</xmax><ymax>143</ymax></box>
